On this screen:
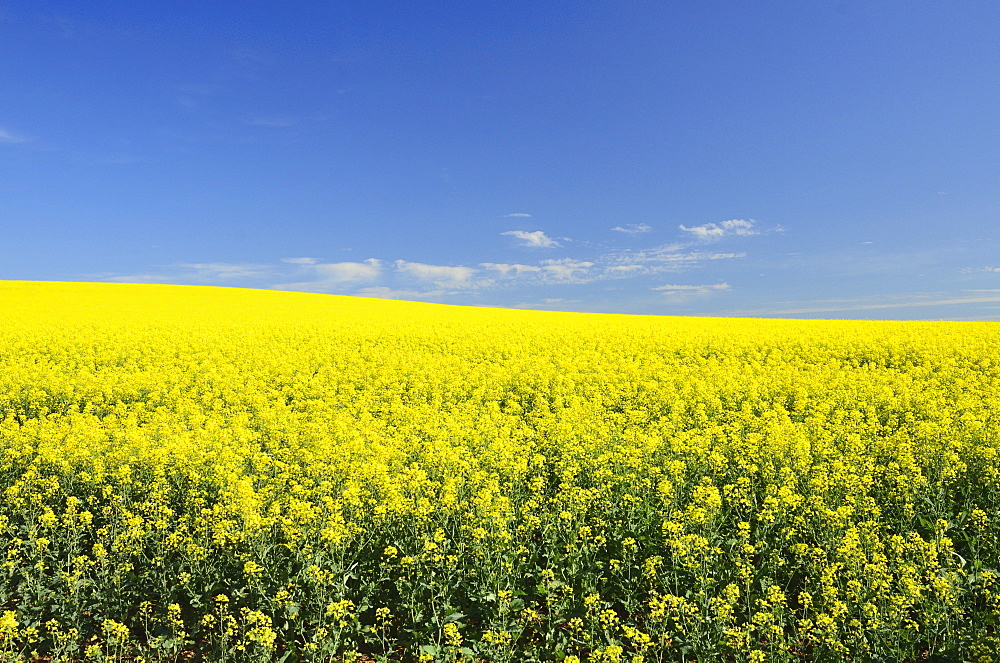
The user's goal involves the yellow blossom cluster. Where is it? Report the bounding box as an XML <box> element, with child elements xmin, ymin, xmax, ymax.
<box><xmin>0</xmin><ymin>281</ymin><xmax>998</xmax><ymax>661</ymax></box>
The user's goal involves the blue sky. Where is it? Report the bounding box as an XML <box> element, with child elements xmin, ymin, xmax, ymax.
<box><xmin>2</xmin><ymin>1</ymin><xmax>999</xmax><ymax>318</ymax></box>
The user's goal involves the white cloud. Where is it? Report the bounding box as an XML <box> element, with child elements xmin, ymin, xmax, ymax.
<box><xmin>679</xmin><ymin>251</ymin><xmax>744</xmax><ymax>262</ymax></box>
<box><xmin>960</xmin><ymin>266</ymin><xmax>1000</xmax><ymax>274</ymax></box>
<box><xmin>679</xmin><ymin>219</ymin><xmax>758</xmax><ymax>241</ymax></box>
<box><xmin>96</xmin><ymin>212</ymin><xmax>770</xmax><ymax>303</ymax></box>
<box><xmin>721</xmin><ymin>219</ymin><xmax>756</xmax><ymax>232</ymax></box>
<box><xmin>105</xmin><ymin>274</ymin><xmax>170</xmax><ymax>283</ymax></box>
<box><xmin>539</xmin><ymin>258</ymin><xmax>593</xmax><ymax>282</ymax></box>
<box><xmin>356</xmin><ymin>286</ymin><xmax>449</xmax><ymax>299</ymax></box>
<box><xmin>394</xmin><ymin>260</ymin><xmax>479</xmax><ymax>288</ymax></box>
<box><xmin>679</xmin><ymin>225</ymin><xmax>725</xmax><ymax>240</ymax></box>
<box><xmin>504</xmin><ymin>212</ymin><xmax>532</xmax><ymax>218</ymax></box>
<box><xmin>311</xmin><ymin>259</ymin><xmax>382</xmax><ymax>282</ymax></box>
<box><xmin>611</xmin><ymin>224</ymin><xmax>652</xmax><ymax>234</ymax></box>
<box><xmin>606</xmin><ymin>243</ymin><xmax>685</xmax><ymax>263</ymax></box>
<box><xmin>605</xmin><ymin>264</ymin><xmax>645</xmax><ymax>274</ymax></box>
<box><xmin>502</xmin><ymin>230</ymin><xmax>560</xmax><ymax>248</ymax></box>
<box><xmin>272</xmin><ymin>259</ymin><xmax>381</xmax><ymax>292</ymax></box>
<box><xmin>0</xmin><ymin>128</ymin><xmax>28</xmax><ymax>144</ymax></box>
<box><xmin>654</xmin><ymin>282</ymin><xmax>731</xmax><ymax>293</ymax></box>
<box><xmin>653</xmin><ymin>283</ymin><xmax>731</xmax><ymax>300</ymax></box>
<box><xmin>758</xmin><ymin>295</ymin><xmax>1000</xmax><ymax>315</ymax></box>
<box><xmin>179</xmin><ymin>263</ymin><xmax>274</xmax><ymax>280</ymax></box>
<box><xmin>106</xmin><ymin>263</ymin><xmax>274</xmax><ymax>286</ymax></box>
<box><xmin>480</xmin><ymin>262</ymin><xmax>542</xmax><ymax>276</ymax></box>
<box><xmin>604</xmin><ymin>245</ymin><xmax>746</xmax><ymax>272</ymax></box>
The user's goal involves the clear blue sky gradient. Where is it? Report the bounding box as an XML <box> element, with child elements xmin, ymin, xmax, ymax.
<box><xmin>2</xmin><ymin>2</ymin><xmax>999</xmax><ymax>318</ymax></box>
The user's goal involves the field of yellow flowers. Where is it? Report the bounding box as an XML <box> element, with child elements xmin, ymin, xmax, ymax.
<box><xmin>0</xmin><ymin>281</ymin><xmax>998</xmax><ymax>662</ymax></box>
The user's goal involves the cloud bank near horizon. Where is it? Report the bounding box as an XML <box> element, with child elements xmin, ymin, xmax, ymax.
<box><xmin>103</xmin><ymin>219</ymin><xmax>766</xmax><ymax>304</ymax></box>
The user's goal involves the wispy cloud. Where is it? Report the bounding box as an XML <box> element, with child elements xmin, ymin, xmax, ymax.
<box><xmin>679</xmin><ymin>219</ymin><xmax>758</xmax><ymax>241</ymax></box>
<box><xmin>654</xmin><ymin>282</ymin><xmax>731</xmax><ymax>295</ymax></box>
<box><xmin>603</xmin><ymin>217</ymin><xmax>762</xmax><ymax>271</ymax></box>
<box><xmin>175</xmin><ymin>84</ymin><xmax>221</xmax><ymax>109</ymax></box>
<box><xmin>50</xmin><ymin>13</ymin><xmax>137</xmax><ymax>42</ymax></box>
<box><xmin>603</xmin><ymin>246</ymin><xmax>746</xmax><ymax>273</ymax></box>
<box><xmin>179</xmin><ymin>263</ymin><xmax>274</xmax><ymax>280</ymax></box>
<box><xmin>502</xmin><ymin>230</ymin><xmax>561</xmax><ymax>248</ymax></box>
<box><xmin>539</xmin><ymin>258</ymin><xmax>593</xmax><ymax>282</ymax></box>
<box><xmin>504</xmin><ymin>212</ymin><xmax>532</xmax><ymax>218</ymax></box>
<box><xmin>313</xmin><ymin>259</ymin><xmax>382</xmax><ymax>282</ymax></box>
<box><xmin>480</xmin><ymin>262</ymin><xmax>542</xmax><ymax>276</ymax></box>
<box><xmin>651</xmin><ymin>282</ymin><xmax>732</xmax><ymax>304</ymax></box>
<box><xmin>611</xmin><ymin>223</ymin><xmax>652</xmax><ymax>234</ymax></box>
<box><xmin>247</xmin><ymin>113</ymin><xmax>328</xmax><ymax>128</ymax></box>
<box><xmin>605</xmin><ymin>264</ymin><xmax>645</xmax><ymax>274</ymax></box>
<box><xmin>230</xmin><ymin>47</ymin><xmax>271</xmax><ymax>63</ymax></box>
<box><xmin>481</xmin><ymin>259</ymin><xmax>594</xmax><ymax>283</ymax></box>
<box><xmin>247</xmin><ymin>116</ymin><xmax>299</xmax><ymax>128</ymax></box>
<box><xmin>748</xmin><ymin>294</ymin><xmax>1000</xmax><ymax>316</ymax></box>
<box><xmin>105</xmin><ymin>274</ymin><xmax>171</xmax><ymax>284</ymax></box>
<box><xmin>106</xmin><ymin>262</ymin><xmax>275</xmax><ymax>285</ymax></box>
<box><xmin>0</xmin><ymin>128</ymin><xmax>29</xmax><ymax>144</ymax></box>
<box><xmin>274</xmin><ymin>259</ymin><xmax>381</xmax><ymax>291</ymax></box>
<box><xmin>357</xmin><ymin>286</ymin><xmax>449</xmax><ymax>299</ymax></box>
<box><xmin>95</xmin><ymin>214</ymin><xmax>768</xmax><ymax>305</ymax></box>
<box><xmin>394</xmin><ymin>261</ymin><xmax>480</xmax><ymax>288</ymax></box>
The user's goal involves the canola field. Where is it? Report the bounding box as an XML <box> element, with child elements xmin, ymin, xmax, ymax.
<box><xmin>0</xmin><ymin>281</ymin><xmax>998</xmax><ymax>662</ymax></box>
